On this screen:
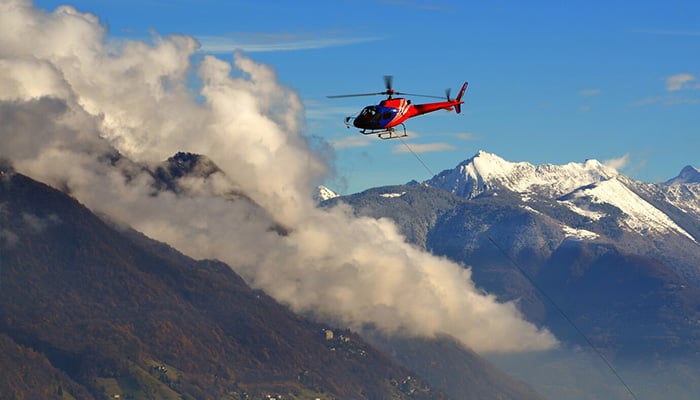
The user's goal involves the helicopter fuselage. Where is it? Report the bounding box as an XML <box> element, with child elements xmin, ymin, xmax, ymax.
<box><xmin>351</xmin><ymin>96</ymin><xmax>462</xmax><ymax>131</ymax></box>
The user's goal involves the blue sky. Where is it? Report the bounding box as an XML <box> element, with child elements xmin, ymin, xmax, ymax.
<box><xmin>35</xmin><ymin>0</ymin><xmax>700</xmax><ymax>194</ymax></box>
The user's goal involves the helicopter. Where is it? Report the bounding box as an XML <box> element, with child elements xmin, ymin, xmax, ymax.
<box><xmin>328</xmin><ymin>76</ymin><xmax>468</xmax><ymax>139</ymax></box>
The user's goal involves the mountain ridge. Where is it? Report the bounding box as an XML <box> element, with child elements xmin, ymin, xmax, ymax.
<box><xmin>425</xmin><ymin>150</ymin><xmax>698</xmax><ymax>245</ymax></box>
<box><xmin>426</xmin><ymin>150</ymin><xmax>619</xmax><ymax>199</ymax></box>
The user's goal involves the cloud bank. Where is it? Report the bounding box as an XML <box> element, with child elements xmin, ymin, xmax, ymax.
<box><xmin>0</xmin><ymin>0</ymin><xmax>557</xmax><ymax>353</ymax></box>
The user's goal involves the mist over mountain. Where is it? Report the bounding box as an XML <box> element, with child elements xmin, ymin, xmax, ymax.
<box><xmin>323</xmin><ymin>150</ymin><xmax>700</xmax><ymax>399</ymax></box>
<box><xmin>0</xmin><ymin>168</ymin><xmax>453</xmax><ymax>399</ymax></box>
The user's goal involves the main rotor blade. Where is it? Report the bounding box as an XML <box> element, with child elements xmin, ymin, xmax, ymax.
<box><xmin>328</xmin><ymin>91</ymin><xmax>446</xmax><ymax>99</ymax></box>
<box><xmin>384</xmin><ymin>75</ymin><xmax>393</xmax><ymax>91</ymax></box>
<box><xmin>326</xmin><ymin>92</ymin><xmax>386</xmax><ymax>98</ymax></box>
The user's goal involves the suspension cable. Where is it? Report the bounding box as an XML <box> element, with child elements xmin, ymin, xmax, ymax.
<box><xmin>398</xmin><ymin>136</ymin><xmax>434</xmax><ymax>177</ymax></box>
<box><xmin>397</xmin><ymin>139</ymin><xmax>639</xmax><ymax>400</ymax></box>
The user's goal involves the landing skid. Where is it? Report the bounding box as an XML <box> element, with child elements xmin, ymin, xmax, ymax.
<box><xmin>362</xmin><ymin>124</ymin><xmax>407</xmax><ymax>140</ymax></box>
<box><xmin>344</xmin><ymin>117</ymin><xmax>408</xmax><ymax>140</ymax></box>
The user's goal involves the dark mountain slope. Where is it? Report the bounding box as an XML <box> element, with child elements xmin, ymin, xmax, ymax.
<box><xmin>0</xmin><ymin>333</ymin><xmax>92</xmax><ymax>400</ymax></box>
<box><xmin>0</xmin><ymin>170</ymin><xmax>442</xmax><ymax>400</ymax></box>
<box><xmin>539</xmin><ymin>240</ymin><xmax>700</xmax><ymax>357</ymax></box>
<box><xmin>364</xmin><ymin>332</ymin><xmax>546</xmax><ymax>400</ymax></box>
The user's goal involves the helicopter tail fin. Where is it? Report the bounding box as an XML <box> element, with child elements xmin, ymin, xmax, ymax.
<box><xmin>454</xmin><ymin>82</ymin><xmax>468</xmax><ymax>114</ymax></box>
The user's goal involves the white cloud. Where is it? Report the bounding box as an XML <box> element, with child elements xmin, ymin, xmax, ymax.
<box><xmin>454</xmin><ymin>132</ymin><xmax>477</xmax><ymax>141</ymax></box>
<box><xmin>304</xmin><ymin>102</ymin><xmax>359</xmax><ymax>121</ymax></box>
<box><xmin>604</xmin><ymin>153</ymin><xmax>630</xmax><ymax>171</ymax></box>
<box><xmin>393</xmin><ymin>142</ymin><xmax>456</xmax><ymax>153</ymax></box>
<box><xmin>0</xmin><ymin>0</ymin><xmax>557</xmax><ymax>353</ymax></box>
<box><xmin>331</xmin><ymin>134</ymin><xmax>373</xmax><ymax>149</ymax></box>
<box><xmin>664</xmin><ymin>73</ymin><xmax>699</xmax><ymax>92</ymax></box>
<box><xmin>197</xmin><ymin>33</ymin><xmax>381</xmax><ymax>53</ymax></box>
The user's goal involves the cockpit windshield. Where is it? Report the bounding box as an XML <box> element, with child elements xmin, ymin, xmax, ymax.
<box><xmin>359</xmin><ymin>106</ymin><xmax>378</xmax><ymax>118</ymax></box>
<box><xmin>354</xmin><ymin>105</ymin><xmax>398</xmax><ymax>129</ymax></box>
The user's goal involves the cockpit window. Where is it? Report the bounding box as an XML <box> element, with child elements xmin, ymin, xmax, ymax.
<box><xmin>360</xmin><ymin>106</ymin><xmax>377</xmax><ymax>117</ymax></box>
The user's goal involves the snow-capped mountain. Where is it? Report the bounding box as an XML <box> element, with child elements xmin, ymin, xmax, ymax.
<box><xmin>427</xmin><ymin>151</ymin><xmax>699</xmax><ymax>244</ymax></box>
<box><xmin>427</xmin><ymin>150</ymin><xmax>619</xmax><ymax>199</ymax></box>
<box><xmin>666</xmin><ymin>165</ymin><xmax>700</xmax><ymax>185</ymax></box>
<box><xmin>325</xmin><ymin>150</ymin><xmax>700</xmax><ymax>357</ymax></box>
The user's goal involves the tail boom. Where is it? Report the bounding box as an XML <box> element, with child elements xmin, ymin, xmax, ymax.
<box><xmin>407</xmin><ymin>81</ymin><xmax>469</xmax><ymax>117</ymax></box>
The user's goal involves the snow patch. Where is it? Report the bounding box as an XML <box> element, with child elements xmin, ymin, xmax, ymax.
<box><xmin>520</xmin><ymin>205</ymin><xmax>541</xmax><ymax>215</ymax></box>
<box><xmin>562</xmin><ymin>225</ymin><xmax>599</xmax><ymax>241</ymax></box>
<box><xmin>581</xmin><ymin>178</ymin><xmax>696</xmax><ymax>241</ymax></box>
<box><xmin>380</xmin><ymin>192</ymin><xmax>406</xmax><ymax>198</ymax></box>
<box><xmin>662</xmin><ymin>184</ymin><xmax>700</xmax><ymax>216</ymax></box>
<box><xmin>315</xmin><ymin>185</ymin><xmax>339</xmax><ymax>202</ymax></box>
<box><xmin>560</xmin><ymin>201</ymin><xmax>606</xmax><ymax>221</ymax></box>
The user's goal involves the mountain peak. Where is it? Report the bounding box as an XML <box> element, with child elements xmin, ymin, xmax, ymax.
<box><xmin>427</xmin><ymin>151</ymin><xmax>618</xmax><ymax>199</ymax></box>
<box><xmin>162</xmin><ymin>152</ymin><xmax>221</xmax><ymax>179</ymax></box>
<box><xmin>152</xmin><ymin>152</ymin><xmax>233</xmax><ymax>196</ymax></box>
<box><xmin>468</xmin><ymin>150</ymin><xmax>518</xmax><ymax>178</ymax></box>
<box><xmin>666</xmin><ymin>165</ymin><xmax>700</xmax><ymax>185</ymax></box>
<box><xmin>314</xmin><ymin>185</ymin><xmax>339</xmax><ymax>203</ymax></box>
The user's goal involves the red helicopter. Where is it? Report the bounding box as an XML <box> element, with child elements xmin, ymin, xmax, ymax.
<box><xmin>328</xmin><ymin>76</ymin><xmax>468</xmax><ymax>139</ymax></box>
